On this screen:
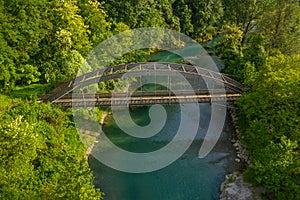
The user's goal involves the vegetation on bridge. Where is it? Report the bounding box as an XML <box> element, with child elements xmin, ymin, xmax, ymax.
<box><xmin>0</xmin><ymin>0</ymin><xmax>299</xmax><ymax>199</ymax></box>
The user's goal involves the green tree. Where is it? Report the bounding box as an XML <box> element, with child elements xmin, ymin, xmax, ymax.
<box><xmin>39</xmin><ymin>0</ymin><xmax>92</xmax><ymax>83</ymax></box>
<box><xmin>172</xmin><ymin>0</ymin><xmax>194</xmax><ymax>35</ymax></box>
<box><xmin>0</xmin><ymin>102</ymin><xmax>103</xmax><ymax>199</ymax></box>
<box><xmin>257</xmin><ymin>0</ymin><xmax>300</xmax><ymax>54</ymax></box>
<box><xmin>222</xmin><ymin>0</ymin><xmax>274</xmax><ymax>40</ymax></box>
<box><xmin>189</xmin><ymin>0</ymin><xmax>224</xmax><ymax>42</ymax></box>
<box><xmin>78</xmin><ymin>0</ymin><xmax>112</xmax><ymax>47</ymax></box>
<box><xmin>215</xmin><ymin>24</ymin><xmax>245</xmax><ymax>81</ymax></box>
<box><xmin>249</xmin><ymin>137</ymin><xmax>300</xmax><ymax>199</ymax></box>
<box><xmin>0</xmin><ymin>116</ymin><xmax>42</xmax><ymax>199</ymax></box>
<box><xmin>104</xmin><ymin>0</ymin><xmax>175</xmax><ymax>28</ymax></box>
<box><xmin>1</xmin><ymin>0</ymin><xmax>51</xmax><ymax>64</ymax></box>
<box><xmin>154</xmin><ymin>0</ymin><xmax>180</xmax><ymax>31</ymax></box>
<box><xmin>0</xmin><ymin>0</ymin><xmax>50</xmax><ymax>89</ymax></box>
<box><xmin>0</xmin><ymin>35</ymin><xmax>17</xmax><ymax>91</ymax></box>
<box><xmin>237</xmin><ymin>53</ymin><xmax>300</xmax><ymax>199</ymax></box>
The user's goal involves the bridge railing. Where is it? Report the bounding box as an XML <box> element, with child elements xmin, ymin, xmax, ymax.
<box><xmin>40</xmin><ymin>62</ymin><xmax>243</xmax><ymax>103</ymax></box>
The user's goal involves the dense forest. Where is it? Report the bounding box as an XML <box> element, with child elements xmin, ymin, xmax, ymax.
<box><xmin>0</xmin><ymin>0</ymin><xmax>299</xmax><ymax>199</ymax></box>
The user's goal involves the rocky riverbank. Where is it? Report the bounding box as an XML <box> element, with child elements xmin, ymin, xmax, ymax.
<box><xmin>219</xmin><ymin>105</ymin><xmax>265</xmax><ymax>200</ymax></box>
<box><xmin>85</xmin><ymin>110</ymin><xmax>108</xmax><ymax>157</ymax></box>
<box><xmin>220</xmin><ymin>172</ymin><xmax>265</xmax><ymax>200</ymax></box>
<box><xmin>229</xmin><ymin>107</ymin><xmax>251</xmax><ymax>166</ymax></box>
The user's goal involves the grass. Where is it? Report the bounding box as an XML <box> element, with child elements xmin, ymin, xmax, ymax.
<box><xmin>0</xmin><ymin>84</ymin><xmax>51</xmax><ymax>112</ymax></box>
<box><xmin>227</xmin><ymin>175</ymin><xmax>236</xmax><ymax>183</ymax></box>
<box><xmin>8</xmin><ymin>84</ymin><xmax>51</xmax><ymax>99</ymax></box>
<box><xmin>0</xmin><ymin>94</ymin><xmax>20</xmax><ymax>111</ymax></box>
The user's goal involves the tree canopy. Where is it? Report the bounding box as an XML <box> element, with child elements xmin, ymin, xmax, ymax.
<box><xmin>0</xmin><ymin>100</ymin><xmax>103</xmax><ymax>199</ymax></box>
<box><xmin>0</xmin><ymin>0</ymin><xmax>299</xmax><ymax>199</ymax></box>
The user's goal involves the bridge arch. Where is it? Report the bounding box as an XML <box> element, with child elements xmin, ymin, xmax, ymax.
<box><xmin>41</xmin><ymin>62</ymin><xmax>243</xmax><ymax>103</ymax></box>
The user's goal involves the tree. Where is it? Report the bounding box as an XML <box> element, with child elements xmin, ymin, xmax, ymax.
<box><xmin>39</xmin><ymin>0</ymin><xmax>92</xmax><ymax>83</ymax></box>
<box><xmin>0</xmin><ymin>102</ymin><xmax>103</xmax><ymax>199</ymax></box>
<box><xmin>78</xmin><ymin>0</ymin><xmax>112</xmax><ymax>47</ymax></box>
<box><xmin>237</xmin><ymin>53</ymin><xmax>300</xmax><ymax>199</ymax></box>
<box><xmin>180</xmin><ymin>0</ymin><xmax>223</xmax><ymax>42</ymax></box>
<box><xmin>215</xmin><ymin>24</ymin><xmax>245</xmax><ymax>81</ymax></box>
<box><xmin>172</xmin><ymin>0</ymin><xmax>194</xmax><ymax>35</ymax></box>
<box><xmin>221</xmin><ymin>0</ymin><xmax>274</xmax><ymax>40</ymax></box>
<box><xmin>0</xmin><ymin>116</ymin><xmax>41</xmax><ymax>199</ymax></box>
<box><xmin>15</xmin><ymin>64</ymin><xmax>41</xmax><ymax>85</ymax></box>
<box><xmin>0</xmin><ymin>0</ymin><xmax>50</xmax><ymax>89</ymax></box>
<box><xmin>250</xmin><ymin>136</ymin><xmax>300</xmax><ymax>199</ymax></box>
<box><xmin>104</xmin><ymin>0</ymin><xmax>174</xmax><ymax>28</ymax></box>
<box><xmin>0</xmin><ymin>35</ymin><xmax>17</xmax><ymax>91</ymax></box>
<box><xmin>256</xmin><ymin>0</ymin><xmax>300</xmax><ymax>54</ymax></box>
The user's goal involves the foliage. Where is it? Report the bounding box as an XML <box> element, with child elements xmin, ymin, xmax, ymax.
<box><xmin>237</xmin><ymin>53</ymin><xmax>300</xmax><ymax>199</ymax></box>
<box><xmin>0</xmin><ymin>0</ymin><xmax>48</xmax><ymax>90</ymax></box>
<box><xmin>250</xmin><ymin>136</ymin><xmax>300</xmax><ymax>199</ymax></box>
<box><xmin>172</xmin><ymin>0</ymin><xmax>224</xmax><ymax>42</ymax></box>
<box><xmin>172</xmin><ymin>0</ymin><xmax>194</xmax><ymax>35</ymax></box>
<box><xmin>256</xmin><ymin>0</ymin><xmax>300</xmax><ymax>55</ymax></box>
<box><xmin>0</xmin><ymin>101</ymin><xmax>103</xmax><ymax>199</ymax></box>
<box><xmin>39</xmin><ymin>0</ymin><xmax>92</xmax><ymax>83</ymax></box>
<box><xmin>9</xmin><ymin>84</ymin><xmax>51</xmax><ymax>100</ymax></box>
<box><xmin>189</xmin><ymin>0</ymin><xmax>224</xmax><ymax>42</ymax></box>
<box><xmin>78</xmin><ymin>0</ymin><xmax>112</xmax><ymax>47</ymax></box>
<box><xmin>217</xmin><ymin>28</ymin><xmax>269</xmax><ymax>82</ymax></box>
<box><xmin>104</xmin><ymin>0</ymin><xmax>177</xmax><ymax>29</ymax></box>
<box><xmin>215</xmin><ymin>24</ymin><xmax>245</xmax><ymax>81</ymax></box>
<box><xmin>221</xmin><ymin>0</ymin><xmax>274</xmax><ymax>38</ymax></box>
<box><xmin>15</xmin><ymin>64</ymin><xmax>41</xmax><ymax>85</ymax></box>
<box><xmin>0</xmin><ymin>95</ymin><xmax>20</xmax><ymax>111</ymax></box>
<box><xmin>0</xmin><ymin>0</ymin><xmax>300</xmax><ymax>199</ymax></box>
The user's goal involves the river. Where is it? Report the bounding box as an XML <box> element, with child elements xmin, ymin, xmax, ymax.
<box><xmin>88</xmin><ymin>103</ymin><xmax>240</xmax><ymax>200</ymax></box>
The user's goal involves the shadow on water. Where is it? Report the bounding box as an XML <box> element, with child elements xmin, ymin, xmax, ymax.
<box><xmin>88</xmin><ymin>104</ymin><xmax>241</xmax><ymax>200</ymax></box>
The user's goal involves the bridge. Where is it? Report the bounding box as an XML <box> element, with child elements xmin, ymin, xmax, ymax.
<box><xmin>40</xmin><ymin>62</ymin><xmax>243</xmax><ymax>107</ymax></box>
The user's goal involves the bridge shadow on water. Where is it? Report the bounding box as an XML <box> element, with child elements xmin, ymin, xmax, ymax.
<box><xmin>37</xmin><ymin>60</ymin><xmax>244</xmax><ymax>199</ymax></box>
<box><xmin>88</xmin><ymin>103</ymin><xmax>242</xmax><ymax>200</ymax></box>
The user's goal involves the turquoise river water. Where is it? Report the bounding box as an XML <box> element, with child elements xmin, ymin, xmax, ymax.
<box><xmin>88</xmin><ymin>104</ymin><xmax>240</xmax><ymax>200</ymax></box>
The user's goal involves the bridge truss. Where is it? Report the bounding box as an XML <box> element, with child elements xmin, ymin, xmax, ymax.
<box><xmin>40</xmin><ymin>62</ymin><xmax>243</xmax><ymax>106</ymax></box>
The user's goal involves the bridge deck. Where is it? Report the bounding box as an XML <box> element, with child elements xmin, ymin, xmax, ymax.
<box><xmin>40</xmin><ymin>62</ymin><xmax>244</xmax><ymax>104</ymax></box>
<box><xmin>52</xmin><ymin>91</ymin><xmax>241</xmax><ymax>107</ymax></box>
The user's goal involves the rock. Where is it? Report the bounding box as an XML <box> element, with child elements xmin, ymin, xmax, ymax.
<box><xmin>220</xmin><ymin>174</ymin><xmax>265</xmax><ymax>200</ymax></box>
<box><xmin>220</xmin><ymin>104</ymin><xmax>263</xmax><ymax>200</ymax></box>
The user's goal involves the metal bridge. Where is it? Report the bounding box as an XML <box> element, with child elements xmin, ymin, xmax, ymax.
<box><xmin>40</xmin><ymin>62</ymin><xmax>243</xmax><ymax>107</ymax></box>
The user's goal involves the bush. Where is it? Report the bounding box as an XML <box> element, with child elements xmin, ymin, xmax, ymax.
<box><xmin>0</xmin><ymin>101</ymin><xmax>103</xmax><ymax>199</ymax></box>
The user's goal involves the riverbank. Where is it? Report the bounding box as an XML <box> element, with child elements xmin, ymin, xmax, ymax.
<box><xmin>85</xmin><ymin>110</ymin><xmax>108</xmax><ymax>157</ymax></box>
<box><xmin>220</xmin><ymin>172</ymin><xmax>265</xmax><ymax>200</ymax></box>
<box><xmin>86</xmin><ymin>104</ymin><xmax>261</xmax><ymax>199</ymax></box>
<box><xmin>89</xmin><ymin>104</ymin><xmax>241</xmax><ymax>199</ymax></box>
<box><xmin>219</xmin><ymin>105</ymin><xmax>265</xmax><ymax>200</ymax></box>
<box><xmin>229</xmin><ymin>107</ymin><xmax>251</xmax><ymax>166</ymax></box>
